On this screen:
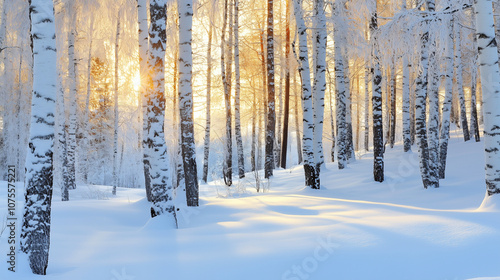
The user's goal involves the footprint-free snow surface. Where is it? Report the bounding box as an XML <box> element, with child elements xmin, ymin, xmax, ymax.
<box><xmin>1</xmin><ymin>137</ymin><xmax>499</xmax><ymax>280</ymax></box>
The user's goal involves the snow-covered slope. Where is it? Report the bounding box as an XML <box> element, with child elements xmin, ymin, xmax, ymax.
<box><xmin>1</xmin><ymin>137</ymin><xmax>499</xmax><ymax>280</ymax></box>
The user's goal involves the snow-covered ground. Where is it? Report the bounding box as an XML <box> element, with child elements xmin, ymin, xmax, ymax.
<box><xmin>1</xmin><ymin>136</ymin><xmax>499</xmax><ymax>280</ymax></box>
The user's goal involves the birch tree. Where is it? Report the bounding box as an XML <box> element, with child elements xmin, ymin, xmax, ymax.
<box><xmin>138</xmin><ymin>0</ymin><xmax>152</xmax><ymax>201</ymax></box>
<box><xmin>333</xmin><ymin>4</ymin><xmax>347</xmax><ymax>170</ymax></box>
<box><xmin>414</xmin><ymin>0</ymin><xmax>434</xmax><ymax>189</ymax></box>
<box><xmin>281</xmin><ymin>0</ymin><xmax>291</xmax><ymax>169</ymax></box>
<box><xmin>20</xmin><ymin>0</ymin><xmax>57</xmax><ymax>274</ymax></box>
<box><xmin>474</xmin><ymin>0</ymin><xmax>500</xmax><ymax>196</ymax></box>
<box><xmin>454</xmin><ymin>17</ymin><xmax>471</xmax><ymax>142</ymax></box>
<box><xmin>221</xmin><ymin>0</ymin><xmax>232</xmax><ymax>186</ymax></box>
<box><xmin>65</xmin><ymin>2</ymin><xmax>78</xmax><ymax>196</ymax></box>
<box><xmin>312</xmin><ymin>0</ymin><xmax>326</xmax><ymax>170</ymax></box>
<box><xmin>202</xmin><ymin>4</ymin><xmax>214</xmax><ymax>183</ymax></box>
<box><xmin>143</xmin><ymin>0</ymin><xmax>177</xmax><ymax>223</ymax></box>
<box><xmin>179</xmin><ymin>0</ymin><xmax>199</xmax><ymax>206</ymax></box>
<box><xmin>439</xmin><ymin>15</ymin><xmax>454</xmax><ymax>179</ymax></box>
<box><xmin>370</xmin><ymin>3</ymin><xmax>384</xmax><ymax>183</ymax></box>
<box><xmin>234</xmin><ymin>0</ymin><xmax>245</xmax><ymax>178</ymax></box>
<box><xmin>265</xmin><ymin>0</ymin><xmax>276</xmax><ymax>179</ymax></box>
<box><xmin>293</xmin><ymin>0</ymin><xmax>319</xmax><ymax>189</ymax></box>
<box><xmin>112</xmin><ymin>10</ymin><xmax>121</xmax><ymax>195</ymax></box>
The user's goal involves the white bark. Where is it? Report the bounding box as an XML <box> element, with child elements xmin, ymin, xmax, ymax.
<box><xmin>454</xmin><ymin>18</ymin><xmax>471</xmax><ymax>142</ymax></box>
<box><xmin>312</xmin><ymin>0</ymin><xmax>326</xmax><ymax>169</ymax></box>
<box><xmin>21</xmin><ymin>0</ymin><xmax>57</xmax><ymax>274</ymax></box>
<box><xmin>144</xmin><ymin>0</ymin><xmax>177</xmax><ymax>223</ymax></box>
<box><xmin>66</xmin><ymin>3</ymin><xmax>78</xmax><ymax>195</ymax></box>
<box><xmin>439</xmin><ymin>16</ymin><xmax>454</xmax><ymax>180</ymax></box>
<box><xmin>474</xmin><ymin>0</ymin><xmax>500</xmax><ymax>195</ymax></box>
<box><xmin>234</xmin><ymin>0</ymin><xmax>245</xmax><ymax>179</ymax></box>
<box><xmin>112</xmin><ymin>11</ymin><xmax>121</xmax><ymax>195</ymax></box>
<box><xmin>293</xmin><ymin>0</ymin><xmax>319</xmax><ymax>189</ymax></box>
<box><xmin>137</xmin><ymin>0</ymin><xmax>152</xmax><ymax>201</ymax></box>
<box><xmin>178</xmin><ymin>0</ymin><xmax>199</xmax><ymax>206</ymax></box>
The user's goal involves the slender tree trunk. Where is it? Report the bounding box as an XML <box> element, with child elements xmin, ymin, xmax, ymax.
<box><xmin>179</xmin><ymin>0</ymin><xmax>199</xmax><ymax>205</ymax></box>
<box><xmin>328</xmin><ymin>68</ymin><xmax>335</xmax><ymax>162</ymax></box>
<box><xmin>414</xmin><ymin>1</ymin><xmax>433</xmax><ymax>189</ymax></box>
<box><xmin>234</xmin><ymin>0</ymin><xmax>245</xmax><ymax>178</ymax></box>
<box><xmin>280</xmin><ymin>0</ymin><xmax>291</xmax><ymax>169</ymax></box>
<box><xmin>138</xmin><ymin>0</ymin><xmax>152</xmax><ymax>201</ymax></box>
<box><xmin>265</xmin><ymin>0</ymin><xmax>276</xmax><ymax>179</ymax></box>
<box><xmin>83</xmin><ymin>16</ymin><xmax>94</xmax><ymax>185</ymax></box>
<box><xmin>312</xmin><ymin>0</ymin><xmax>327</xmax><ymax>170</ymax></box>
<box><xmin>343</xmin><ymin>55</ymin><xmax>355</xmax><ymax>162</ymax></box>
<box><xmin>401</xmin><ymin>1</ymin><xmax>411</xmax><ymax>152</ymax></box>
<box><xmin>333</xmin><ymin>6</ymin><xmax>347</xmax><ymax>169</ymax></box>
<box><xmin>470</xmin><ymin>22</ymin><xmax>481</xmax><ymax>143</ymax></box>
<box><xmin>390</xmin><ymin>62</ymin><xmax>396</xmax><ymax>149</ymax></box>
<box><xmin>427</xmin><ymin>26</ymin><xmax>440</xmax><ymax>188</ymax></box>
<box><xmin>221</xmin><ymin>0</ymin><xmax>232</xmax><ymax>186</ymax></box>
<box><xmin>364</xmin><ymin>64</ymin><xmax>370</xmax><ymax>152</ymax></box>
<box><xmin>402</xmin><ymin>53</ymin><xmax>411</xmax><ymax>152</ymax></box>
<box><xmin>251</xmin><ymin>83</ymin><xmax>257</xmax><ymax>171</ymax></box>
<box><xmin>454</xmin><ymin>18</ymin><xmax>471</xmax><ymax>142</ymax></box>
<box><xmin>294</xmin><ymin>73</ymin><xmax>303</xmax><ymax>164</ymax></box>
<box><xmin>66</xmin><ymin>4</ymin><xmax>78</xmax><ymax>195</ymax></box>
<box><xmin>144</xmin><ymin>0</ymin><xmax>177</xmax><ymax>223</ymax></box>
<box><xmin>470</xmin><ymin>66</ymin><xmax>481</xmax><ymax>142</ymax></box>
<box><xmin>293</xmin><ymin>0</ymin><xmax>319</xmax><ymax>189</ymax></box>
<box><xmin>439</xmin><ymin>16</ymin><xmax>454</xmax><ymax>180</ymax></box>
<box><xmin>356</xmin><ymin>73</ymin><xmax>361</xmax><ymax>152</ymax></box>
<box><xmin>202</xmin><ymin>13</ymin><xmax>213</xmax><ymax>183</ymax></box>
<box><xmin>370</xmin><ymin>6</ymin><xmax>384</xmax><ymax>183</ymax></box>
<box><xmin>21</xmin><ymin>0</ymin><xmax>57</xmax><ymax>274</ymax></box>
<box><xmin>474</xmin><ymin>0</ymin><xmax>500</xmax><ymax>195</ymax></box>
<box><xmin>112</xmin><ymin>11</ymin><xmax>121</xmax><ymax>195</ymax></box>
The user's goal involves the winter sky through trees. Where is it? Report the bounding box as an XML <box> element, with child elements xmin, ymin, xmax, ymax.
<box><xmin>1</xmin><ymin>0</ymin><xmax>500</xmax><ymax>278</ymax></box>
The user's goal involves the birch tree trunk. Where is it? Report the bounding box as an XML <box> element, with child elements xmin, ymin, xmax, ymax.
<box><xmin>112</xmin><ymin>11</ymin><xmax>121</xmax><ymax>195</ymax></box>
<box><xmin>414</xmin><ymin>2</ymin><xmax>433</xmax><ymax>189</ymax></box>
<box><xmin>21</xmin><ymin>0</ymin><xmax>57</xmax><ymax>274</ymax></box>
<box><xmin>265</xmin><ymin>0</ymin><xmax>276</xmax><ymax>179</ymax></box>
<box><xmin>144</xmin><ymin>0</ymin><xmax>177</xmax><ymax>224</ymax></box>
<box><xmin>364</xmin><ymin>64</ymin><xmax>370</xmax><ymax>152</ymax></box>
<box><xmin>202</xmin><ymin>11</ymin><xmax>213</xmax><ymax>183</ymax></box>
<box><xmin>470</xmin><ymin>65</ymin><xmax>481</xmax><ymax>142</ymax></box>
<box><xmin>333</xmin><ymin>5</ymin><xmax>347</xmax><ymax>169</ymax></box>
<box><xmin>370</xmin><ymin>6</ymin><xmax>384</xmax><ymax>182</ymax></box>
<box><xmin>470</xmin><ymin>20</ymin><xmax>481</xmax><ymax>143</ymax></box>
<box><xmin>83</xmin><ymin>16</ymin><xmax>94</xmax><ymax>185</ymax></box>
<box><xmin>294</xmin><ymin>73</ymin><xmax>303</xmax><ymax>164</ymax></box>
<box><xmin>312</xmin><ymin>0</ymin><xmax>326</xmax><ymax>170</ymax></box>
<box><xmin>293</xmin><ymin>0</ymin><xmax>319</xmax><ymax>189</ymax></box>
<box><xmin>454</xmin><ymin>18</ymin><xmax>471</xmax><ymax>142</ymax></box>
<box><xmin>389</xmin><ymin>62</ymin><xmax>396</xmax><ymax>149</ymax></box>
<box><xmin>251</xmin><ymin>82</ymin><xmax>257</xmax><ymax>171</ymax></box>
<box><xmin>67</xmin><ymin>5</ymin><xmax>78</xmax><ymax>193</ymax></box>
<box><xmin>427</xmin><ymin>27</ymin><xmax>440</xmax><ymax>188</ymax></box>
<box><xmin>474</xmin><ymin>0</ymin><xmax>500</xmax><ymax>195</ymax></box>
<box><xmin>138</xmin><ymin>0</ymin><xmax>152</xmax><ymax>201</ymax></box>
<box><xmin>328</xmin><ymin>68</ymin><xmax>336</xmax><ymax>162</ymax></box>
<box><xmin>221</xmin><ymin>0</ymin><xmax>232</xmax><ymax>186</ymax></box>
<box><xmin>280</xmin><ymin>0</ymin><xmax>291</xmax><ymax>169</ymax></box>
<box><xmin>179</xmin><ymin>0</ymin><xmax>199</xmax><ymax>205</ymax></box>
<box><xmin>402</xmin><ymin>53</ymin><xmax>411</xmax><ymax>152</ymax></box>
<box><xmin>439</xmin><ymin>16</ymin><xmax>454</xmax><ymax>180</ymax></box>
<box><xmin>343</xmin><ymin>55</ymin><xmax>355</xmax><ymax>161</ymax></box>
<box><xmin>234</xmin><ymin>0</ymin><xmax>245</xmax><ymax>178</ymax></box>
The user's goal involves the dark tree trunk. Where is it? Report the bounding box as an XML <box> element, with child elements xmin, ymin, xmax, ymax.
<box><xmin>370</xmin><ymin>7</ymin><xmax>384</xmax><ymax>182</ymax></box>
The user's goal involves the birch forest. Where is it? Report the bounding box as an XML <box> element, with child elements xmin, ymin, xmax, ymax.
<box><xmin>2</xmin><ymin>0</ymin><xmax>500</xmax><ymax>277</ymax></box>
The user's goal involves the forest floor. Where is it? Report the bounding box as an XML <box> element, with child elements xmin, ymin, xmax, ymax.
<box><xmin>1</xmin><ymin>133</ymin><xmax>500</xmax><ymax>280</ymax></box>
